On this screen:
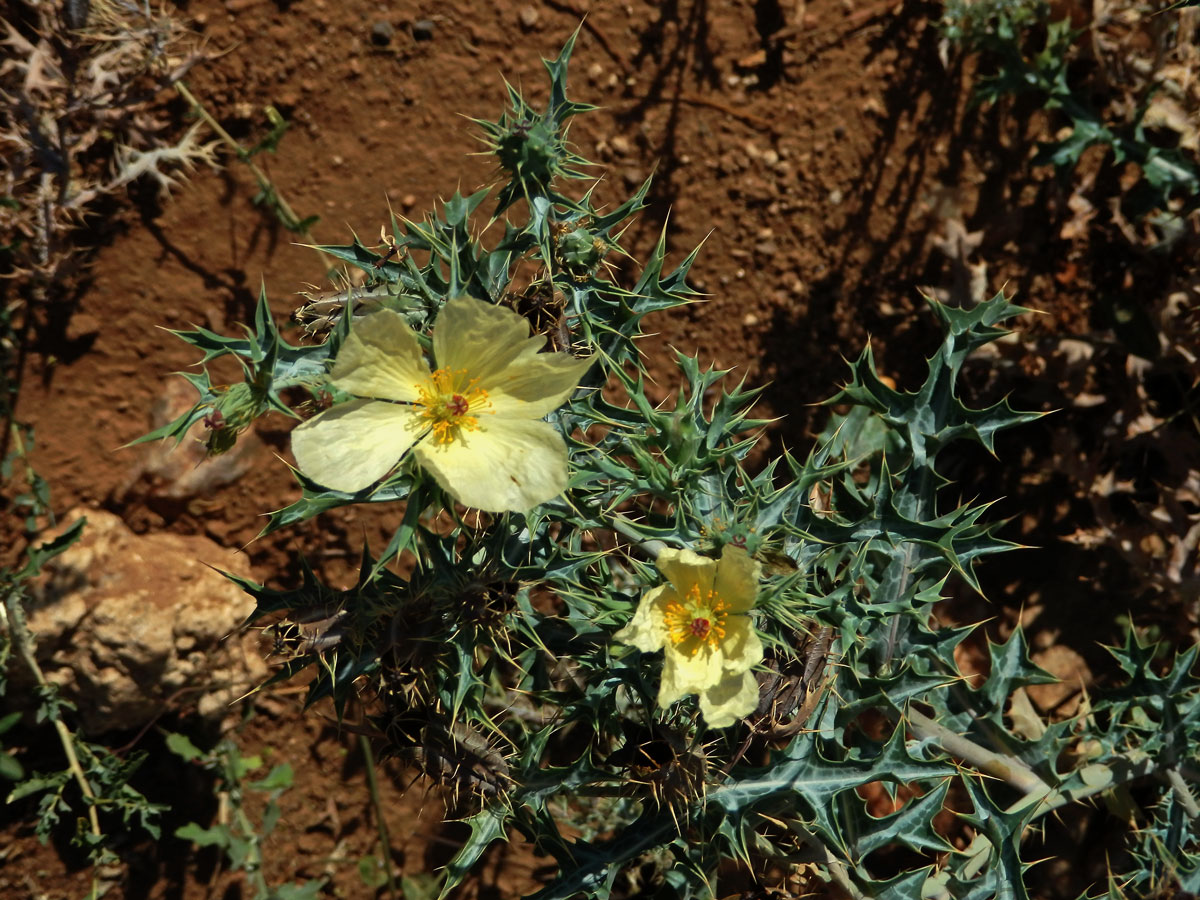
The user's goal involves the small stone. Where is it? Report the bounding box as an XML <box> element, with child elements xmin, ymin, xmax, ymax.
<box><xmin>518</xmin><ymin>6</ymin><xmax>539</xmax><ymax>29</ymax></box>
<box><xmin>370</xmin><ymin>20</ymin><xmax>394</xmax><ymax>45</ymax></box>
<box><xmin>610</xmin><ymin>135</ymin><xmax>632</xmax><ymax>156</ymax></box>
<box><xmin>411</xmin><ymin>19</ymin><xmax>434</xmax><ymax>40</ymax></box>
<box><xmin>743</xmin><ymin>313</ymin><xmax>760</xmax><ymax>327</ymax></box>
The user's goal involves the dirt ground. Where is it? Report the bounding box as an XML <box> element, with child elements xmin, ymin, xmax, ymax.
<box><xmin>3</xmin><ymin>0</ymin><xmax>1198</xmax><ymax>897</ymax></box>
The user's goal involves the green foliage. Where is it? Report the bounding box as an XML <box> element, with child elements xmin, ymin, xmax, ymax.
<box><xmin>169</xmin><ymin>734</ymin><xmax>324</xmax><ymax>900</ymax></box>
<box><xmin>0</xmin><ymin>711</ymin><xmax>23</xmax><ymax>781</ymax></box>
<box><xmin>144</xmin><ymin>32</ymin><xmax>1200</xmax><ymax>900</ymax></box>
<box><xmin>942</xmin><ymin>2</ymin><xmax>1200</xmax><ymax>241</ymax></box>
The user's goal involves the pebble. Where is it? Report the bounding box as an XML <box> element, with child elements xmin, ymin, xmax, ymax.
<box><xmin>370</xmin><ymin>21</ymin><xmax>394</xmax><ymax>45</ymax></box>
<box><xmin>412</xmin><ymin>19</ymin><xmax>434</xmax><ymax>40</ymax></box>
<box><xmin>610</xmin><ymin>135</ymin><xmax>632</xmax><ymax>156</ymax></box>
<box><xmin>518</xmin><ymin>6</ymin><xmax>539</xmax><ymax>29</ymax></box>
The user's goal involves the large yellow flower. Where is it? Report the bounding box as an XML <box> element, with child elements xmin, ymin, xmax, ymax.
<box><xmin>616</xmin><ymin>545</ymin><xmax>763</xmax><ymax>728</ymax></box>
<box><xmin>291</xmin><ymin>295</ymin><xmax>593</xmax><ymax>512</ymax></box>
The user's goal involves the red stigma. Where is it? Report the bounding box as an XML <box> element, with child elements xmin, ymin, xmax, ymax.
<box><xmin>448</xmin><ymin>394</ymin><xmax>470</xmax><ymax>416</ymax></box>
<box><xmin>690</xmin><ymin>618</ymin><xmax>711</xmax><ymax>639</ymax></box>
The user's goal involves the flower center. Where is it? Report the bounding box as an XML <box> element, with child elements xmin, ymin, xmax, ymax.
<box><xmin>417</xmin><ymin>367</ymin><xmax>493</xmax><ymax>444</ymax></box>
<box><xmin>664</xmin><ymin>584</ymin><xmax>729</xmax><ymax>655</ymax></box>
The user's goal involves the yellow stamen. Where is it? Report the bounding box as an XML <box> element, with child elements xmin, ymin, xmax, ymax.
<box><xmin>664</xmin><ymin>583</ymin><xmax>729</xmax><ymax>656</ymax></box>
<box><xmin>417</xmin><ymin>367</ymin><xmax>493</xmax><ymax>444</ymax></box>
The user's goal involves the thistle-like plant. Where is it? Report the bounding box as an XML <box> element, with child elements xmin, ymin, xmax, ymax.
<box><xmin>144</xmin><ymin>29</ymin><xmax>1200</xmax><ymax>899</ymax></box>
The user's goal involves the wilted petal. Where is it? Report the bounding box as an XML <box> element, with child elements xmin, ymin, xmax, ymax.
<box><xmin>291</xmin><ymin>399</ymin><xmax>425</xmax><ymax>493</ymax></box>
<box><xmin>614</xmin><ymin>585</ymin><xmax>670</xmax><ymax>653</ymax></box>
<box><xmin>433</xmin><ymin>295</ymin><xmax>544</xmax><ymax>386</ymax></box>
<box><xmin>329</xmin><ymin>309</ymin><xmax>428</xmax><ymax>402</ymax></box>
<box><xmin>699</xmin><ymin>670</ymin><xmax>760</xmax><ymax>728</ymax></box>
<box><xmin>412</xmin><ymin>416</ymin><xmax>569</xmax><ymax>512</ymax></box>
<box><xmin>713</xmin><ymin>545</ymin><xmax>762</xmax><ymax>613</ymax></box>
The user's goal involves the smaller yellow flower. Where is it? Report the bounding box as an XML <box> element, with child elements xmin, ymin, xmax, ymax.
<box><xmin>616</xmin><ymin>545</ymin><xmax>763</xmax><ymax>728</ymax></box>
<box><xmin>290</xmin><ymin>295</ymin><xmax>593</xmax><ymax>512</ymax></box>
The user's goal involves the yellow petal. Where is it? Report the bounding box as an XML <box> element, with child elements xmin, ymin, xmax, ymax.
<box><xmin>699</xmin><ymin>670</ymin><xmax>760</xmax><ymax>728</ymax></box>
<box><xmin>714</xmin><ymin>545</ymin><xmax>761</xmax><ymax>612</ymax></box>
<box><xmin>485</xmin><ymin>351</ymin><xmax>595</xmax><ymax>419</ymax></box>
<box><xmin>291</xmin><ymin>399</ymin><xmax>425</xmax><ymax>493</ymax></box>
<box><xmin>412</xmin><ymin>416</ymin><xmax>569</xmax><ymax>512</ymax></box>
<box><xmin>719</xmin><ymin>617</ymin><xmax>765</xmax><ymax>675</ymax></box>
<box><xmin>656</xmin><ymin>548</ymin><xmax>717</xmax><ymax>602</ymax></box>
<box><xmin>433</xmin><ymin>296</ymin><xmax>545</xmax><ymax>386</ymax></box>
<box><xmin>660</xmin><ymin>644</ymin><xmax>723</xmax><ymax>708</ymax></box>
<box><xmin>614</xmin><ymin>585</ymin><xmax>671</xmax><ymax>653</ymax></box>
<box><xmin>329</xmin><ymin>309</ymin><xmax>428</xmax><ymax>402</ymax></box>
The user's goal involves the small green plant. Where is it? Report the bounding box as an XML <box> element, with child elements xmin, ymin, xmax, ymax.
<box><xmin>142</xmin><ymin>29</ymin><xmax>1200</xmax><ymax>899</ymax></box>
<box><xmin>168</xmin><ymin>733</ymin><xmax>325</xmax><ymax>900</ymax></box>
<box><xmin>174</xmin><ymin>84</ymin><xmax>320</xmax><ymax>236</ymax></box>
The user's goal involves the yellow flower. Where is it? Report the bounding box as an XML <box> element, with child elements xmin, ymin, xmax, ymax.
<box><xmin>291</xmin><ymin>295</ymin><xmax>593</xmax><ymax>512</ymax></box>
<box><xmin>616</xmin><ymin>545</ymin><xmax>763</xmax><ymax>728</ymax></box>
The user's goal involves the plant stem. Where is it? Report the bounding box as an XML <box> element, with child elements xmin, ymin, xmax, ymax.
<box><xmin>174</xmin><ymin>81</ymin><xmax>314</xmax><ymax>239</ymax></box>
<box><xmin>1</xmin><ymin>589</ymin><xmax>102</xmax><ymax>841</ymax></box>
<box><xmin>905</xmin><ymin>706</ymin><xmax>1050</xmax><ymax>796</ymax></box>
<box><xmin>360</xmin><ymin>736</ymin><xmax>399</xmax><ymax>900</ymax></box>
<box><xmin>1165</xmin><ymin>767</ymin><xmax>1200</xmax><ymax>821</ymax></box>
<box><xmin>608</xmin><ymin>512</ymin><xmax>665</xmax><ymax>559</ymax></box>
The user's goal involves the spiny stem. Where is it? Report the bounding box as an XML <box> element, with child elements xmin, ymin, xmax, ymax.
<box><xmin>608</xmin><ymin>512</ymin><xmax>666</xmax><ymax>559</ymax></box>
<box><xmin>1165</xmin><ymin>768</ymin><xmax>1199</xmax><ymax>821</ymax></box>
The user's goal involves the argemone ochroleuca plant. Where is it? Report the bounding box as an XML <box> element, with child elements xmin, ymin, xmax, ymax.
<box><xmin>290</xmin><ymin>294</ymin><xmax>593</xmax><ymax>512</ymax></box>
<box><xmin>138</xmin><ymin>31</ymin><xmax>1199</xmax><ymax>900</ymax></box>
